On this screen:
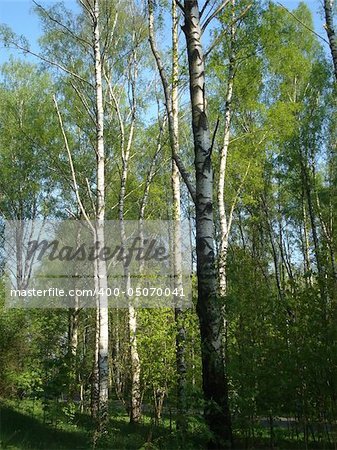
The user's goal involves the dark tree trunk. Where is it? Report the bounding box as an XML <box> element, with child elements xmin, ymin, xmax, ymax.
<box><xmin>182</xmin><ymin>1</ymin><xmax>232</xmax><ymax>448</ymax></box>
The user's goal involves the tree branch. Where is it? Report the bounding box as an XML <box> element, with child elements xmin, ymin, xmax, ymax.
<box><xmin>78</xmin><ymin>0</ymin><xmax>95</xmax><ymax>21</ymax></box>
<box><xmin>53</xmin><ymin>95</ymin><xmax>95</xmax><ymax>231</ymax></box>
<box><xmin>277</xmin><ymin>2</ymin><xmax>329</xmax><ymax>45</ymax></box>
<box><xmin>201</xmin><ymin>0</ymin><xmax>230</xmax><ymax>33</ymax></box>
<box><xmin>175</xmin><ymin>0</ymin><xmax>185</xmax><ymax>14</ymax></box>
<box><xmin>33</xmin><ymin>1</ymin><xmax>92</xmax><ymax>48</ymax></box>
<box><xmin>210</xmin><ymin>116</ymin><xmax>220</xmax><ymax>156</ymax></box>
<box><xmin>148</xmin><ymin>0</ymin><xmax>196</xmax><ymax>203</ymax></box>
<box><xmin>200</xmin><ymin>0</ymin><xmax>214</xmax><ymax>19</ymax></box>
<box><xmin>205</xmin><ymin>3</ymin><xmax>252</xmax><ymax>57</ymax></box>
<box><xmin>6</xmin><ymin>39</ymin><xmax>92</xmax><ymax>86</ymax></box>
<box><xmin>70</xmin><ymin>81</ymin><xmax>96</xmax><ymax>125</ymax></box>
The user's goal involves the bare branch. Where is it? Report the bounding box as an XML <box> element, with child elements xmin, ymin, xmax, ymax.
<box><xmin>140</xmin><ymin>115</ymin><xmax>167</xmax><ymax>220</ymax></box>
<box><xmin>78</xmin><ymin>0</ymin><xmax>95</xmax><ymax>21</ymax></box>
<box><xmin>148</xmin><ymin>0</ymin><xmax>196</xmax><ymax>203</ymax></box>
<box><xmin>70</xmin><ymin>81</ymin><xmax>96</xmax><ymax>125</ymax></box>
<box><xmin>65</xmin><ymin>208</ymin><xmax>79</xmax><ymax>220</ymax></box>
<box><xmin>101</xmin><ymin>7</ymin><xmax>119</xmax><ymax>61</ymax></box>
<box><xmin>210</xmin><ymin>116</ymin><xmax>220</xmax><ymax>155</ymax></box>
<box><xmin>277</xmin><ymin>2</ymin><xmax>329</xmax><ymax>45</ymax></box>
<box><xmin>33</xmin><ymin>1</ymin><xmax>92</xmax><ymax>48</ymax></box>
<box><xmin>53</xmin><ymin>95</ymin><xmax>95</xmax><ymax>231</ymax></box>
<box><xmin>204</xmin><ymin>3</ymin><xmax>252</xmax><ymax>57</ymax></box>
<box><xmin>227</xmin><ymin>161</ymin><xmax>250</xmax><ymax>236</ymax></box>
<box><xmin>103</xmin><ymin>66</ymin><xmax>125</xmax><ymax>152</ymax></box>
<box><xmin>6</xmin><ymin>39</ymin><xmax>92</xmax><ymax>86</ymax></box>
<box><xmin>201</xmin><ymin>0</ymin><xmax>230</xmax><ymax>33</ymax></box>
<box><xmin>85</xmin><ymin>177</ymin><xmax>97</xmax><ymax>215</ymax></box>
<box><xmin>200</xmin><ymin>0</ymin><xmax>214</xmax><ymax>18</ymax></box>
<box><xmin>175</xmin><ymin>0</ymin><xmax>185</xmax><ymax>14</ymax></box>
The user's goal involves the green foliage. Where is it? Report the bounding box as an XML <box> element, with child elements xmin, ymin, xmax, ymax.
<box><xmin>0</xmin><ymin>60</ymin><xmax>60</xmax><ymax>218</ymax></box>
<box><xmin>1</xmin><ymin>0</ymin><xmax>337</xmax><ymax>448</ymax></box>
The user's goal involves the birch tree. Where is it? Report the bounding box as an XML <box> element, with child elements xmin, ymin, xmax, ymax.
<box><xmin>324</xmin><ymin>0</ymin><xmax>337</xmax><ymax>81</ymax></box>
<box><xmin>171</xmin><ymin>0</ymin><xmax>187</xmax><ymax>431</ymax></box>
<box><xmin>181</xmin><ymin>1</ymin><xmax>232</xmax><ymax>447</ymax></box>
<box><xmin>108</xmin><ymin>32</ymin><xmax>142</xmax><ymax>424</ymax></box>
<box><xmin>148</xmin><ymin>0</ymin><xmax>188</xmax><ymax>428</ymax></box>
<box><xmin>217</xmin><ymin>0</ymin><xmax>236</xmax><ymax>303</ymax></box>
<box><xmin>28</xmin><ymin>0</ymin><xmax>111</xmax><ymax>432</ymax></box>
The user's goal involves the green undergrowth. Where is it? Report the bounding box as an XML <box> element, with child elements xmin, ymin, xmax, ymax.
<box><xmin>0</xmin><ymin>399</ymin><xmax>335</xmax><ymax>449</ymax></box>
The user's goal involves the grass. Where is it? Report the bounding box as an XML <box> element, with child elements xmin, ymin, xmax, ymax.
<box><xmin>0</xmin><ymin>399</ymin><xmax>336</xmax><ymax>449</ymax></box>
<box><xmin>0</xmin><ymin>399</ymin><xmax>207</xmax><ymax>449</ymax></box>
<box><xmin>0</xmin><ymin>404</ymin><xmax>88</xmax><ymax>449</ymax></box>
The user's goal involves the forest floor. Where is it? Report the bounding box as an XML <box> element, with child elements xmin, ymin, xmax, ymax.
<box><xmin>0</xmin><ymin>399</ymin><xmax>335</xmax><ymax>449</ymax></box>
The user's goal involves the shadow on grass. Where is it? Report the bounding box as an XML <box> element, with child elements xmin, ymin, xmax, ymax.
<box><xmin>4</xmin><ymin>401</ymin><xmax>332</xmax><ymax>450</ymax></box>
<box><xmin>98</xmin><ymin>411</ymin><xmax>206</xmax><ymax>450</ymax></box>
<box><xmin>0</xmin><ymin>402</ymin><xmax>206</xmax><ymax>450</ymax></box>
<box><xmin>0</xmin><ymin>404</ymin><xmax>90</xmax><ymax>449</ymax></box>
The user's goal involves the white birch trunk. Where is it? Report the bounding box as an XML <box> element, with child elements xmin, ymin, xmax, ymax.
<box><xmin>324</xmin><ymin>0</ymin><xmax>337</xmax><ymax>81</ymax></box>
<box><xmin>217</xmin><ymin>0</ymin><xmax>236</xmax><ymax>300</ymax></box>
<box><xmin>114</xmin><ymin>38</ymin><xmax>142</xmax><ymax>423</ymax></box>
<box><xmin>93</xmin><ymin>0</ymin><xmax>109</xmax><ymax>428</ymax></box>
<box><xmin>171</xmin><ymin>0</ymin><xmax>187</xmax><ymax>431</ymax></box>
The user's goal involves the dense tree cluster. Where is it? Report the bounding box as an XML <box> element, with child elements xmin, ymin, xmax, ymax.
<box><xmin>1</xmin><ymin>1</ymin><xmax>337</xmax><ymax>449</ymax></box>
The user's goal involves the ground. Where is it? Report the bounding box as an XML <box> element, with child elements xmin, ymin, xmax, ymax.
<box><xmin>0</xmin><ymin>399</ymin><xmax>334</xmax><ymax>449</ymax></box>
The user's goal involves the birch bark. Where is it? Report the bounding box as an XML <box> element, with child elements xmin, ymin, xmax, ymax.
<box><xmin>93</xmin><ymin>0</ymin><xmax>109</xmax><ymax>428</ymax></box>
<box><xmin>171</xmin><ymin>0</ymin><xmax>187</xmax><ymax>431</ymax></box>
<box><xmin>182</xmin><ymin>1</ymin><xmax>232</xmax><ymax>447</ymax></box>
<box><xmin>324</xmin><ymin>0</ymin><xmax>337</xmax><ymax>81</ymax></box>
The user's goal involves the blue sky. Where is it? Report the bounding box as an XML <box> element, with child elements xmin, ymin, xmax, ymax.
<box><xmin>0</xmin><ymin>0</ymin><xmax>328</xmax><ymax>64</ymax></box>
